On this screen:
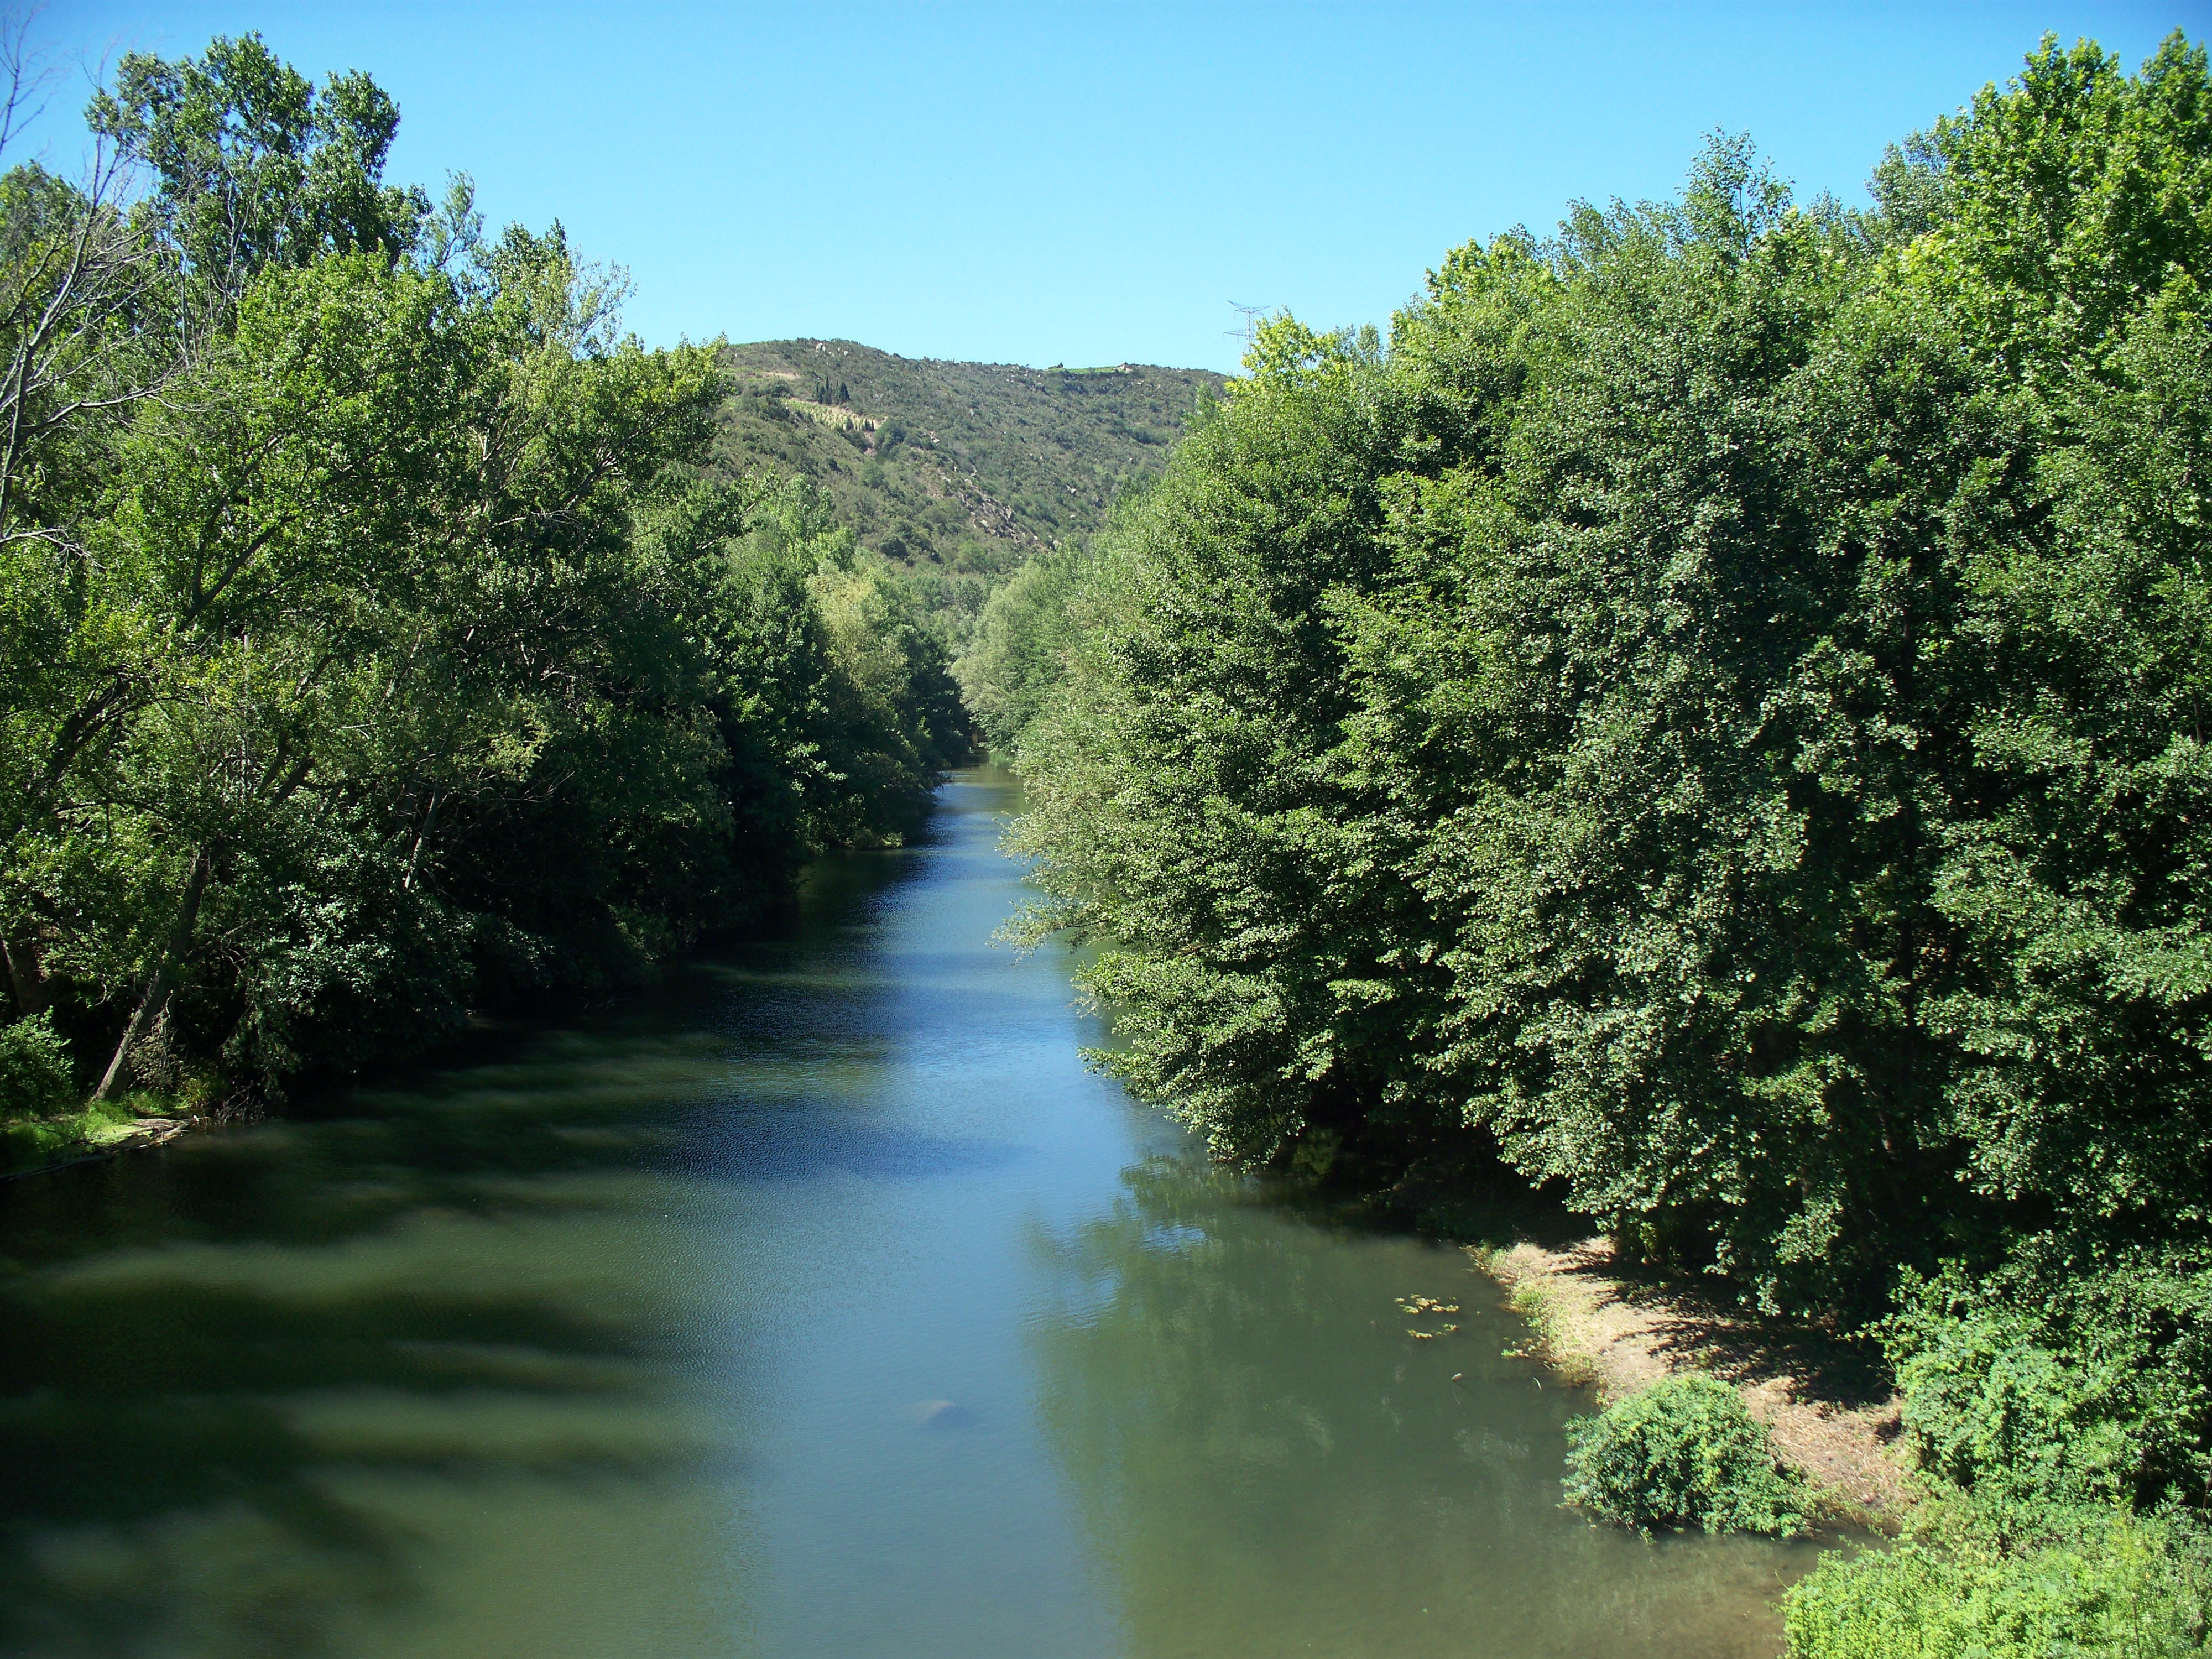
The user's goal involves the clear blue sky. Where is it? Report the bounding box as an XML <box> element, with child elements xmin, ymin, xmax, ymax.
<box><xmin>22</xmin><ymin>1</ymin><xmax>2205</xmax><ymax>371</ymax></box>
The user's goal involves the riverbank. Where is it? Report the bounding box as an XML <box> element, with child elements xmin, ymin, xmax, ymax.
<box><xmin>1470</xmin><ymin>1236</ymin><xmax>1916</xmax><ymax>1529</ymax></box>
<box><xmin>2</xmin><ymin>773</ymin><xmax>1827</xmax><ymax>1659</ymax></box>
<box><xmin>0</xmin><ymin>1097</ymin><xmax>199</xmax><ymax>1181</ymax></box>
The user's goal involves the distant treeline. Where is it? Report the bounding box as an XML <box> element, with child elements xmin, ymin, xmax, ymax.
<box><xmin>0</xmin><ymin>35</ymin><xmax>968</xmax><ymax>1137</ymax></box>
<box><xmin>972</xmin><ymin>35</ymin><xmax>2212</xmax><ymax>1652</ymax></box>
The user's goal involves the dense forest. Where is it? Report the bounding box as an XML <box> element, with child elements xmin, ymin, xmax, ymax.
<box><xmin>0</xmin><ymin>35</ymin><xmax>998</xmax><ymax>1157</ymax></box>
<box><xmin>972</xmin><ymin>33</ymin><xmax>2212</xmax><ymax>1656</ymax></box>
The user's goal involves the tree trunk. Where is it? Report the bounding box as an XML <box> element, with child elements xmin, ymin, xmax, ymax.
<box><xmin>1</xmin><ymin>933</ymin><xmax>48</xmax><ymax>1018</ymax></box>
<box><xmin>93</xmin><ymin>846</ymin><xmax>211</xmax><ymax>1101</ymax></box>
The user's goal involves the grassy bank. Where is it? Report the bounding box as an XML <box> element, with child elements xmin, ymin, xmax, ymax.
<box><xmin>1</xmin><ymin>1094</ymin><xmax>197</xmax><ymax>1178</ymax></box>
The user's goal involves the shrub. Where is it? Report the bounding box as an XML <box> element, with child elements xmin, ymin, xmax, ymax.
<box><xmin>0</xmin><ymin>1011</ymin><xmax>74</xmax><ymax>1119</ymax></box>
<box><xmin>1561</xmin><ymin>1373</ymin><xmax>1809</xmax><ymax>1535</ymax></box>
<box><xmin>1783</xmin><ymin>1511</ymin><xmax>2211</xmax><ymax>1658</ymax></box>
<box><xmin>1889</xmin><ymin>1251</ymin><xmax>2212</xmax><ymax>1512</ymax></box>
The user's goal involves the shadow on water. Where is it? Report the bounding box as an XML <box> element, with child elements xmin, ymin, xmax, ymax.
<box><xmin>1027</xmin><ymin>1155</ymin><xmax>1830</xmax><ymax>1659</ymax></box>
<box><xmin>0</xmin><ymin>840</ymin><xmax>933</xmax><ymax>1659</ymax></box>
<box><xmin>1</xmin><ymin>772</ymin><xmax>1833</xmax><ymax>1659</ymax></box>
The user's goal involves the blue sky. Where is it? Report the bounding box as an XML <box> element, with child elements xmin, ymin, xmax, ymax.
<box><xmin>22</xmin><ymin>2</ymin><xmax>2204</xmax><ymax>371</ymax></box>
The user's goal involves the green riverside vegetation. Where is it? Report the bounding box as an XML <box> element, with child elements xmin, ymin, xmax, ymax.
<box><xmin>972</xmin><ymin>33</ymin><xmax>2212</xmax><ymax>1655</ymax></box>
<box><xmin>0</xmin><ymin>35</ymin><xmax>974</xmax><ymax>1151</ymax></box>
<box><xmin>1563</xmin><ymin>1375</ymin><xmax>1810</xmax><ymax>1537</ymax></box>
<box><xmin>8</xmin><ymin>19</ymin><xmax>2212</xmax><ymax>1657</ymax></box>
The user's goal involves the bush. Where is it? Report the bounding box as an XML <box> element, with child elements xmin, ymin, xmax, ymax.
<box><xmin>1783</xmin><ymin>1511</ymin><xmax>2211</xmax><ymax>1658</ymax></box>
<box><xmin>1889</xmin><ymin>1251</ymin><xmax>2212</xmax><ymax>1513</ymax></box>
<box><xmin>0</xmin><ymin>1011</ymin><xmax>74</xmax><ymax>1119</ymax></box>
<box><xmin>1561</xmin><ymin>1373</ymin><xmax>1809</xmax><ymax>1535</ymax></box>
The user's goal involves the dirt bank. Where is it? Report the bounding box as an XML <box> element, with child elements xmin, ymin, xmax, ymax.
<box><xmin>1475</xmin><ymin>1235</ymin><xmax>1916</xmax><ymax>1526</ymax></box>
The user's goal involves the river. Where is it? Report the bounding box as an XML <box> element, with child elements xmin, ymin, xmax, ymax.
<box><xmin>1</xmin><ymin>768</ymin><xmax>1823</xmax><ymax>1658</ymax></box>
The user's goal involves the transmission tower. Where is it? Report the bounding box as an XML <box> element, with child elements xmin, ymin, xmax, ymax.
<box><xmin>1226</xmin><ymin>301</ymin><xmax>1272</xmax><ymax>354</ymax></box>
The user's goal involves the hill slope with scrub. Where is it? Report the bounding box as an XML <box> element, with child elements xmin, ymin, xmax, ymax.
<box><xmin>711</xmin><ymin>340</ymin><xmax>1225</xmax><ymax>644</ymax></box>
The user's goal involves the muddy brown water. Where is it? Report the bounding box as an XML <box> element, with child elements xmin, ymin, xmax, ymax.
<box><xmin>0</xmin><ymin>768</ymin><xmax>1827</xmax><ymax>1658</ymax></box>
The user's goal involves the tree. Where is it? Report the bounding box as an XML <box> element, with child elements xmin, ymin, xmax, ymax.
<box><xmin>3</xmin><ymin>34</ymin><xmax>968</xmax><ymax>1119</ymax></box>
<box><xmin>1010</xmin><ymin>36</ymin><xmax>2212</xmax><ymax>1313</ymax></box>
<box><xmin>87</xmin><ymin>33</ymin><xmax>425</xmax><ymax>318</ymax></box>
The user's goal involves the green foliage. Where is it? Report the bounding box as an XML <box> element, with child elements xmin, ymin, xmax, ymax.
<box><xmin>1887</xmin><ymin>1248</ymin><xmax>2212</xmax><ymax>1514</ymax></box>
<box><xmin>1008</xmin><ymin>32</ymin><xmax>2212</xmax><ymax>1314</ymax></box>
<box><xmin>736</xmin><ymin>475</ymin><xmax>975</xmax><ymax>844</ymax></box>
<box><xmin>711</xmin><ymin>341</ymin><xmax>1222</xmax><ymax>654</ymax></box>
<box><xmin>1785</xmin><ymin>1511</ymin><xmax>2212</xmax><ymax>1659</ymax></box>
<box><xmin>0</xmin><ymin>37</ymin><xmax>968</xmax><ymax>1126</ymax></box>
<box><xmin>1561</xmin><ymin>1374</ymin><xmax>1809</xmax><ymax>1535</ymax></box>
<box><xmin>0</xmin><ymin>1011</ymin><xmax>71</xmax><ymax>1118</ymax></box>
<box><xmin>88</xmin><ymin>32</ymin><xmax>427</xmax><ymax>306</ymax></box>
<box><xmin>955</xmin><ymin>539</ymin><xmax>1098</xmax><ymax>754</ymax></box>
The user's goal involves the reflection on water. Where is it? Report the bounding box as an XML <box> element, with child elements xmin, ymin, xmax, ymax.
<box><xmin>0</xmin><ymin>769</ymin><xmax>1819</xmax><ymax>1659</ymax></box>
<box><xmin>1030</xmin><ymin>1157</ymin><xmax>1821</xmax><ymax>1658</ymax></box>
<box><xmin>1</xmin><ymin>1028</ymin><xmax>762</xmax><ymax>1659</ymax></box>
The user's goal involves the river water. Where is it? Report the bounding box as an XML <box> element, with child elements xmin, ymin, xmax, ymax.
<box><xmin>1</xmin><ymin>769</ymin><xmax>1824</xmax><ymax>1658</ymax></box>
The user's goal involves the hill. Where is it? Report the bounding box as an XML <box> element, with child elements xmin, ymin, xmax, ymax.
<box><xmin>708</xmin><ymin>340</ymin><xmax>1227</xmax><ymax>638</ymax></box>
